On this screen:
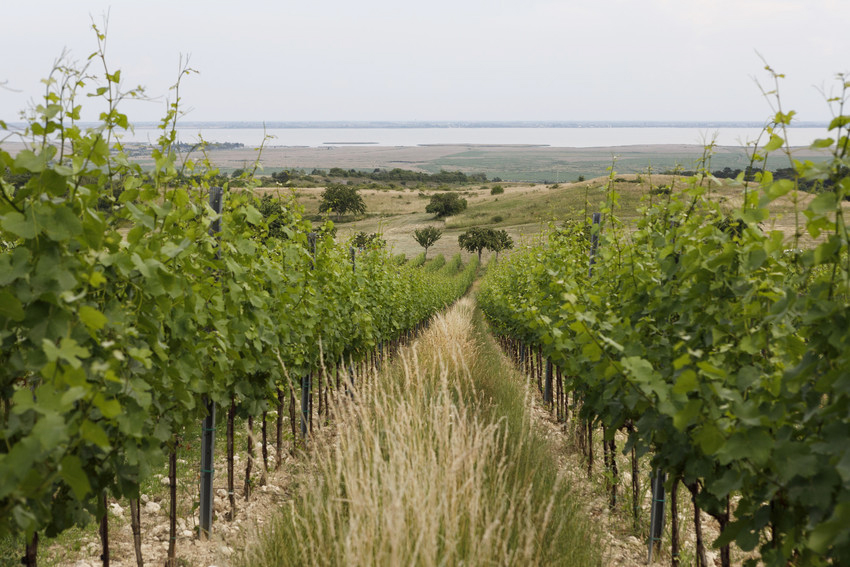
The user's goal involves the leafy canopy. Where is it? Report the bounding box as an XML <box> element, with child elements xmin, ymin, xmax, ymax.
<box><xmin>458</xmin><ymin>227</ymin><xmax>512</xmax><ymax>260</ymax></box>
<box><xmin>319</xmin><ymin>184</ymin><xmax>366</xmax><ymax>218</ymax></box>
<box><xmin>413</xmin><ymin>226</ymin><xmax>443</xmax><ymax>258</ymax></box>
<box><xmin>425</xmin><ymin>193</ymin><xmax>467</xmax><ymax>218</ymax></box>
<box><xmin>351</xmin><ymin>231</ymin><xmax>386</xmax><ymax>249</ymax></box>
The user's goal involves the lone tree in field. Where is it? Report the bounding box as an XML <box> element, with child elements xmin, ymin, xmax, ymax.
<box><xmin>425</xmin><ymin>193</ymin><xmax>467</xmax><ymax>218</ymax></box>
<box><xmin>319</xmin><ymin>184</ymin><xmax>366</xmax><ymax>221</ymax></box>
<box><xmin>413</xmin><ymin>226</ymin><xmax>443</xmax><ymax>259</ymax></box>
<box><xmin>458</xmin><ymin>227</ymin><xmax>513</xmax><ymax>261</ymax></box>
<box><xmin>351</xmin><ymin>231</ymin><xmax>386</xmax><ymax>250</ymax></box>
<box><xmin>489</xmin><ymin>229</ymin><xmax>514</xmax><ymax>259</ymax></box>
<box><xmin>458</xmin><ymin>227</ymin><xmax>496</xmax><ymax>261</ymax></box>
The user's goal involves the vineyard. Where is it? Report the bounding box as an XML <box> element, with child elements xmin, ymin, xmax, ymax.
<box><xmin>0</xmin><ymin>50</ymin><xmax>480</xmax><ymax>565</ymax></box>
<box><xmin>479</xmin><ymin>84</ymin><xmax>850</xmax><ymax>566</ymax></box>
<box><xmin>3</xmin><ymin>34</ymin><xmax>850</xmax><ymax>567</ymax></box>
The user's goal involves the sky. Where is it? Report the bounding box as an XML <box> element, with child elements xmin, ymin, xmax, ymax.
<box><xmin>1</xmin><ymin>0</ymin><xmax>848</xmax><ymax>125</ymax></box>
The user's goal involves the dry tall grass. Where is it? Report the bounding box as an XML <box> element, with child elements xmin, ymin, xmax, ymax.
<box><xmin>241</xmin><ymin>298</ymin><xmax>600</xmax><ymax>566</ymax></box>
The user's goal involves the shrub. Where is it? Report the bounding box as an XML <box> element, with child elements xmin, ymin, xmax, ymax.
<box><xmin>319</xmin><ymin>184</ymin><xmax>366</xmax><ymax>220</ymax></box>
<box><xmin>426</xmin><ymin>193</ymin><xmax>468</xmax><ymax>218</ymax></box>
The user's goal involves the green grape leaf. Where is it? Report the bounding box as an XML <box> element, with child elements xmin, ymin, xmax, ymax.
<box><xmin>42</xmin><ymin>337</ymin><xmax>91</xmax><ymax>369</ymax></box>
<box><xmin>60</xmin><ymin>455</ymin><xmax>92</xmax><ymax>500</ymax></box>
<box><xmin>0</xmin><ymin>290</ymin><xmax>25</xmax><ymax>321</ymax></box>
<box><xmin>763</xmin><ymin>134</ymin><xmax>785</xmax><ymax>152</ymax></box>
<box><xmin>1</xmin><ymin>210</ymin><xmax>37</xmax><ymax>239</ymax></box>
<box><xmin>92</xmin><ymin>393</ymin><xmax>121</xmax><ymax>419</ymax></box>
<box><xmin>80</xmin><ymin>421</ymin><xmax>111</xmax><ymax>449</ymax></box>
<box><xmin>808</xmin><ymin>191</ymin><xmax>839</xmax><ymax>214</ymax></box>
<box><xmin>673</xmin><ymin>369</ymin><xmax>698</xmax><ymax>394</ymax></box>
<box><xmin>79</xmin><ymin>305</ymin><xmax>108</xmax><ymax>331</ymax></box>
<box><xmin>44</xmin><ymin>206</ymin><xmax>83</xmax><ymax>241</ymax></box>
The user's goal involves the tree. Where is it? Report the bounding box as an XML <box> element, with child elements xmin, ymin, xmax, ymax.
<box><xmin>425</xmin><ymin>193</ymin><xmax>467</xmax><ymax>218</ymax></box>
<box><xmin>458</xmin><ymin>227</ymin><xmax>513</xmax><ymax>261</ymax></box>
<box><xmin>490</xmin><ymin>229</ymin><xmax>513</xmax><ymax>259</ymax></box>
<box><xmin>319</xmin><ymin>184</ymin><xmax>366</xmax><ymax>221</ymax></box>
<box><xmin>413</xmin><ymin>226</ymin><xmax>443</xmax><ymax>259</ymax></box>
<box><xmin>351</xmin><ymin>231</ymin><xmax>385</xmax><ymax>249</ymax></box>
<box><xmin>271</xmin><ymin>169</ymin><xmax>292</xmax><ymax>183</ymax></box>
<box><xmin>458</xmin><ymin>227</ymin><xmax>495</xmax><ymax>261</ymax></box>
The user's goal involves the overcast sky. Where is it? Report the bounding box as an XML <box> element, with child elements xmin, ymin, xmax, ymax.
<box><xmin>1</xmin><ymin>0</ymin><xmax>848</xmax><ymax>125</ymax></box>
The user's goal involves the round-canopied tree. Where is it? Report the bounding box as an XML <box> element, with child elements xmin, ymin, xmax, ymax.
<box><xmin>458</xmin><ymin>227</ymin><xmax>495</xmax><ymax>261</ymax></box>
<box><xmin>425</xmin><ymin>193</ymin><xmax>467</xmax><ymax>218</ymax></box>
<box><xmin>319</xmin><ymin>184</ymin><xmax>366</xmax><ymax>221</ymax></box>
<box><xmin>351</xmin><ymin>231</ymin><xmax>386</xmax><ymax>250</ymax></box>
<box><xmin>490</xmin><ymin>229</ymin><xmax>513</xmax><ymax>259</ymax></box>
<box><xmin>413</xmin><ymin>226</ymin><xmax>443</xmax><ymax>259</ymax></box>
<box><xmin>458</xmin><ymin>227</ymin><xmax>513</xmax><ymax>261</ymax></box>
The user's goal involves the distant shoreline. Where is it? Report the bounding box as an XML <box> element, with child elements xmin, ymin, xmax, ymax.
<box><xmin>417</xmin><ymin>143</ymin><xmax>550</xmax><ymax>148</ymax></box>
<box><xmin>0</xmin><ymin>141</ymin><xmax>830</xmax><ymax>182</ymax></box>
<box><xmin>3</xmin><ymin>120</ymin><xmax>830</xmax><ymax>129</ymax></box>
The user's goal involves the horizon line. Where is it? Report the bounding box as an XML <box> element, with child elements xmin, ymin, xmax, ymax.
<box><xmin>5</xmin><ymin>120</ymin><xmax>829</xmax><ymax>129</ymax></box>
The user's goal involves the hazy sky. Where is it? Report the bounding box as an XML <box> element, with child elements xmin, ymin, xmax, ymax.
<box><xmin>2</xmin><ymin>0</ymin><xmax>848</xmax><ymax>124</ymax></box>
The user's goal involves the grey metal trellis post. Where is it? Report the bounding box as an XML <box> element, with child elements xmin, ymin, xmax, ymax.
<box><xmin>588</xmin><ymin>212</ymin><xmax>601</xmax><ymax>277</ymax></box>
<box><xmin>300</xmin><ymin>374</ymin><xmax>311</xmax><ymax>438</ymax></box>
<box><xmin>648</xmin><ymin>468</ymin><xmax>666</xmax><ymax>562</ymax></box>
<box><xmin>199</xmin><ymin>186</ymin><xmax>223</xmax><ymax>538</ymax></box>
<box><xmin>308</xmin><ymin>231</ymin><xmax>317</xmax><ymax>269</ymax></box>
<box><xmin>300</xmin><ymin>230</ymin><xmax>318</xmax><ymax>440</ymax></box>
<box><xmin>544</xmin><ymin>358</ymin><xmax>553</xmax><ymax>404</ymax></box>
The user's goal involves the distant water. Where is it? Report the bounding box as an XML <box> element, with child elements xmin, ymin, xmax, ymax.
<box><xmin>118</xmin><ymin>126</ymin><xmax>827</xmax><ymax>148</ymax></box>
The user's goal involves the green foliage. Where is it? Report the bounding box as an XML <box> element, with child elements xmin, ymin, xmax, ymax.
<box><xmin>457</xmin><ymin>227</ymin><xmax>512</xmax><ymax>260</ymax></box>
<box><xmin>408</xmin><ymin>252</ymin><xmax>426</xmax><ymax>268</ymax></box>
<box><xmin>424</xmin><ymin>254</ymin><xmax>446</xmax><ymax>272</ymax></box>
<box><xmin>351</xmin><ymin>231</ymin><xmax>385</xmax><ymax>250</ymax></box>
<box><xmin>441</xmin><ymin>253</ymin><xmax>463</xmax><ymax>276</ymax></box>
<box><xmin>479</xmin><ymin>78</ymin><xmax>850</xmax><ymax>565</ymax></box>
<box><xmin>425</xmin><ymin>193</ymin><xmax>467</xmax><ymax>218</ymax></box>
<box><xmin>489</xmin><ymin>229</ymin><xmax>513</xmax><ymax>257</ymax></box>
<box><xmin>489</xmin><ymin>185</ymin><xmax>504</xmax><ymax>195</ymax></box>
<box><xmin>318</xmin><ymin>184</ymin><xmax>366</xmax><ymax>219</ymax></box>
<box><xmin>256</xmin><ymin>193</ymin><xmax>298</xmax><ymax>240</ymax></box>
<box><xmin>270</xmin><ymin>170</ymin><xmax>292</xmax><ymax>184</ymax></box>
<box><xmin>0</xmin><ymin>38</ymin><xmax>476</xmax><ymax>547</ymax></box>
<box><xmin>413</xmin><ymin>226</ymin><xmax>442</xmax><ymax>259</ymax></box>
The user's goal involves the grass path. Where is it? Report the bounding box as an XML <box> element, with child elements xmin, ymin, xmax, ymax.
<box><xmin>240</xmin><ymin>297</ymin><xmax>603</xmax><ymax>566</ymax></box>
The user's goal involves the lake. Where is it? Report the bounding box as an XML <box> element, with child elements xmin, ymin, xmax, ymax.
<box><xmin>119</xmin><ymin>126</ymin><xmax>828</xmax><ymax>149</ymax></box>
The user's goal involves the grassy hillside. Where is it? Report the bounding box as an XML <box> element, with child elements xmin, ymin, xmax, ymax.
<box><xmin>259</xmin><ymin>172</ymin><xmax>828</xmax><ymax>261</ymax></box>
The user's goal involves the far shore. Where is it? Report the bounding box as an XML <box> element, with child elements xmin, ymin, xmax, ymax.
<box><xmin>2</xmin><ymin>141</ymin><xmax>828</xmax><ymax>181</ymax></box>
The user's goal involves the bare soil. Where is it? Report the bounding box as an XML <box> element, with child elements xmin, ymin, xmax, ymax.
<box><xmin>511</xmin><ymin>356</ymin><xmax>759</xmax><ymax>566</ymax></box>
<box><xmin>47</xmin><ymin>419</ymin><xmax>338</xmax><ymax>567</ymax></box>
